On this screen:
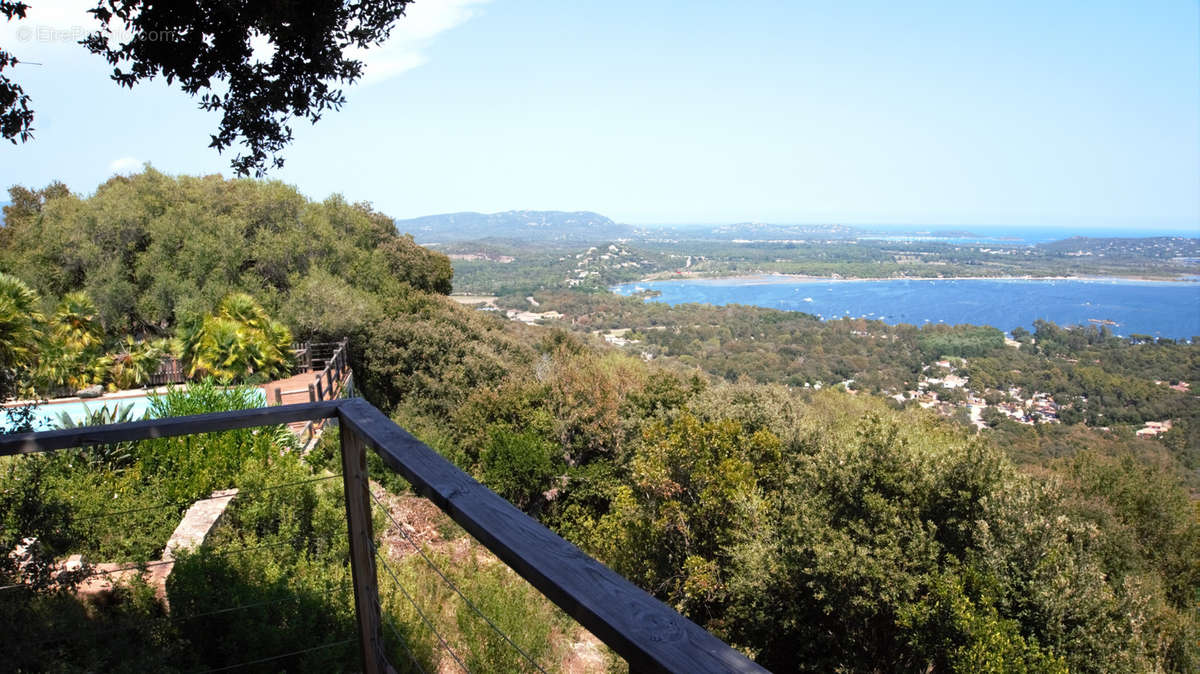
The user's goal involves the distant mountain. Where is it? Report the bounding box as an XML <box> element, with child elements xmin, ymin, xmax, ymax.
<box><xmin>666</xmin><ymin>222</ymin><xmax>863</xmax><ymax>241</ymax></box>
<box><xmin>397</xmin><ymin>210</ymin><xmax>635</xmax><ymax>243</ymax></box>
<box><xmin>1037</xmin><ymin>236</ymin><xmax>1200</xmax><ymax>260</ymax></box>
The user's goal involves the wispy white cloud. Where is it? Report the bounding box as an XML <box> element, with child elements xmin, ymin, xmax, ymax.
<box><xmin>349</xmin><ymin>0</ymin><xmax>491</xmax><ymax>86</ymax></box>
<box><xmin>2</xmin><ymin>0</ymin><xmax>489</xmax><ymax>84</ymax></box>
<box><xmin>0</xmin><ymin>0</ymin><xmax>95</xmax><ymax>58</ymax></box>
<box><xmin>108</xmin><ymin>156</ymin><xmax>141</xmax><ymax>173</ymax></box>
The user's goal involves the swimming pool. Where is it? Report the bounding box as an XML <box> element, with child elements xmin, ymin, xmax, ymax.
<box><xmin>1</xmin><ymin>388</ymin><xmax>267</xmax><ymax>432</ymax></box>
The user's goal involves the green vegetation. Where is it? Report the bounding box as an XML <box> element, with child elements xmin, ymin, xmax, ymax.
<box><xmin>517</xmin><ymin>291</ymin><xmax>1196</xmax><ymax>439</ymax></box>
<box><xmin>355</xmin><ymin>313</ymin><xmax>1198</xmax><ymax>670</ymax></box>
<box><xmin>2</xmin><ymin>171</ymin><xmax>1197</xmax><ymax>671</ymax></box>
<box><xmin>0</xmin><ymin>171</ymin><xmax>451</xmax><ymax>338</ymax></box>
<box><xmin>0</xmin><ymin>383</ymin><xmax>587</xmax><ymax>672</ymax></box>
<box><xmin>917</xmin><ymin>325</ymin><xmax>1005</xmax><ymax>359</ymax></box>
<box><xmin>0</xmin><ymin>273</ymin><xmax>292</xmax><ymax>397</ymax></box>
<box><xmin>0</xmin><ymin>170</ymin><xmax>453</xmax><ymax>396</ymax></box>
<box><xmin>442</xmin><ymin>234</ymin><xmax>1198</xmax><ymax>296</ymax></box>
<box><xmin>178</xmin><ymin>293</ymin><xmax>294</xmax><ymax>382</ymax></box>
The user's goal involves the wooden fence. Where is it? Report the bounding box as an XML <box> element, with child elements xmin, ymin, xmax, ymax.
<box><xmin>272</xmin><ymin>339</ymin><xmax>350</xmax><ymax>447</ymax></box>
<box><xmin>0</xmin><ymin>398</ymin><xmax>767</xmax><ymax>673</ymax></box>
<box><xmin>147</xmin><ymin>357</ymin><xmax>186</xmax><ymax>386</ymax></box>
<box><xmin>149</xmin><ymin>341</ymin><xmax>341</xmax><ymax>389</ymax></box>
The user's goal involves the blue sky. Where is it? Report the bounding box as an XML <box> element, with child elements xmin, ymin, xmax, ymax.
<box><xmin>2</xmin><ymin>0</ymin><xmax>1198</xmax><ymax>228</ymax></box>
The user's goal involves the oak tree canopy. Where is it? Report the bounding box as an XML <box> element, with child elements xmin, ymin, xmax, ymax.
<box><xmin>1</xmin><ymin>0</ymin><xmax>414</xmax><ymax>175</ymax></box>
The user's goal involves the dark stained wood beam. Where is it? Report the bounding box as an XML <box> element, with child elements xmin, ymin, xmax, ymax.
<box><xmin>337</xmin><ymin>397</ymin><xmax>768</xmax><ymax>674</ymax></box>
<box><xmin>1</xmin><ymin>395</ymin><xmax>767</xmax><ymax>672</ymax></box>
<box><xmin>0</xmin><ymin>400</ymin><xmax>343</xmax><ymax>455</ymax></box>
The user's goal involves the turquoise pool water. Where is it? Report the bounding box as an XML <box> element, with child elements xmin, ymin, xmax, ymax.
<box><xmin>1</xmin><ymin>388</ymin><xmax>267</xmax><ymax>432</ymax></box>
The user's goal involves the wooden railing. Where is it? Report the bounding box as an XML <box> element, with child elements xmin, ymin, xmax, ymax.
<box><xmin>291</xmin><ymin>340</ymin><xmax>346</xmax><ymax>375</ymax></box>
<box><xmin>273</xmin><ymin>339</ymin><xmax>350</xmax><ymax>407</ymax></box>
<box><xmin>147</xmin><ymin>356</ymin><xmax>186</xmax><ymax>386</ymax></box>
<box><xmin>0</xmin><ymin>398</ymin><xmax>766</xmax><ymax>673</ymax></box>
<box><xmin>273</xmin><ymin>338</ymin><xmax>351</xmax><ymax>447</ymax></box>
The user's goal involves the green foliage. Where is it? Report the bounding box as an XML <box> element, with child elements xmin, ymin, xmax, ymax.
<box><xmin>3</xmin><ymin>170</ymin><xmax>1198</xmax><ymax>672</ymax></box>
<box><xmin>1059</xmin><ymin>452</ymin><xmax>1200</xmax><ymax>610</ymax></box>
<box><xmin>596</xmin><ymin>413</ymin><xmax>781</xmax><ymax>624</ymax></box>
<box><xmin>480</xmin><ymin>428</ymin><xmax>557</xmax><ymax>511</ymax></box>
<box><xmin>55</xmin><ymin>402</ymin><xmax>140</xmax><ymax>474</ymax></box>
<box><xmin>0</xmin><ymin>454</ymin><xmax>79</xmax><ymax>593</ymax></box>
<box><xmin>179</xmin><ymin>293</ymin><xmax>294</xmax><ymax>382</ymax></box>
<box><xmin>51</xmin><ymin>291</ymin><xmax>104</xmax><ymax>354</ymax></box>
<box><xmin>1</xmin><ymin>171</ymin><xmax>452</xmax><ymax>339</ymax></box>
<box><xmin>0</xmin><ymin>272</ymin><xmax>42</xmax><ymax>396</ymax></box>
<box><xmin>381</xmin><ymin>548</ymin><xmax>571</xmax><ymax>673</ymax></box>
<box><xmin>132</xmin><ymin>380</ymin><xmax>292</xmax><ymax>503</ymax></box>
<box><xmin>357</xmin><ymin>293</ymin><xmax>535</xmax><ymax>419</ymax></box>
<box><xmin>348</xmin><ymin>272</ymin><xmax>1199</xmax><ymax>671</ymax></box>
<box><xmin>536</xmin><ymin>387</ymin><xmax>1200</xmax><ymax>673</ymax></box>
<box><xmin>896</xmin><ymin>569</ymin><xmax>1068</xmax><ymax>673</ymax></box>
<box><xmin>525</xmin><ymin>290</ymin><xmax>928</xmax><ymax>392</ymax></box>
<box><xmin>917</xmin><ymin>324</ymin><xmax>1006</xmax><ymax>359</ymax></box>
<box><xmin>108</xmin><ymin>336</ymin><xmax>166</xmax><ymax>389</ymax></box>
<box><xmin>0</xmin><ymin>380</ymin><xmax>354</xmax><ymax>670</ymax></box>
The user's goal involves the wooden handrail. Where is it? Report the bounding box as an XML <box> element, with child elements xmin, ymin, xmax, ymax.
<box><xmin>337</xmin><ymin>398</ymin><xmax>765</xmax><ymax>673</ymax></box>
<box><xmin>307</xmin><ymin>338</ymin><xmax>349</xmax><ymax>403</ymax></box>
<box><xmin>0</xmin><ymin>398</ymin><xmax>767</xmax><ymax>673</ymax></box>
<box><xmin>0</xmin><ymin>400</ymin><xmax>343</xmax><ymax>455</ymax></box>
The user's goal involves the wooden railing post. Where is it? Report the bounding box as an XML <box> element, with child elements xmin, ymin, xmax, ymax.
<box><xmin>274</xmin><ymin>387</ymin><xmax>282</xmax><ymax>406</ymax></box>
<box><xmin>340</xmin><ymin>426</ymin><xmax>388</xmax><ymax>674</ymax></box>
<box><xmin>2</xmin><ymin>397</ymin><xmax>767</xmax><ymax>673</ymax></box>
<box><xmin>308</xmin><ymin>383</ymin><xmax>316</xmax><ymax>403</ymax></box>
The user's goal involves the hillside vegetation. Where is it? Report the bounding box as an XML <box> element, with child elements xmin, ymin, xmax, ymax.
<box><xmin>1</xmin><ymin>170</ymin><xmax>452</xmax><ymax>339</ymax></box>
<box><xmin>2</xmin><ymin>171</ymin><xmax>1198</xmax><ymax>672</ymax></box>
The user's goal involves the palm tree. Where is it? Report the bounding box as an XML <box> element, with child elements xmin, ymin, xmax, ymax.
<box><xmin>51</xmin><ymin>291</ymin><xmax>104</xmax><ymax>354</ymax></box>
<box><xmin>180</xmin><ymin>294</ymin><xmax>294</xmax><ymax>383</ymax></box>
<box><xmin>0</xmin><ymin>273</ymin><xmax>45</xmax><ymax>398</ymax></box>
<box><xmin>217</xmin><ymin>292</ymin><xmax>272</xmax><ymax>331</ymax></box>
<box><xmin>109</xmin><ymin>337</ymin><xmax>164</xmax><ymax>389</ymax></box>
<box><xmin>0</xmin><ymin>273</ymin><xmax>43</xmax><ymax>372</ymax></box>
<box><xmin>31</xmin><ymin>291</ymin><xmax>110</xmax><ymax>393</ymax></box>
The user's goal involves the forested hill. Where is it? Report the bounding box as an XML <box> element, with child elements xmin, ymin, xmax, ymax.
<box><xmin>396</xmin><ymin>210</ymin><xmax>635</xmax><ymax>243</ymax></box>
<box><xmin>0</xmin><ymin>170</ymin><xmax>453</xmax><ymax>337</ymax></box>
<box><xmin>4</xmin><ymin>170</ymin><xmax>1200</xmax><ymax>672</ymax></box>
<box><xmin>673</xmin><ymin>222</ymin><xmax>862</xmax><ymax>240</ymax></box>
<box><xmin>1036</xmin><ymin>236</ymin><xmax>1200</xmax><ymax>260</ymax></box>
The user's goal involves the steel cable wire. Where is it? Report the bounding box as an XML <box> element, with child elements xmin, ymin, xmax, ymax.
<box><xmin>0</xmin><ymin>540</ymin><xmax>294</xmax><ymax>592</ymax></box>
<box><xmin>382</xmin><ymin>611</ymin><xmax>428</xmax><ymax>674</ymax></box>
<box><xmin>189</xmin><ymin>638</ymin><xmax>355</xmax><ymax>673</ymax></box>
<box><xmin>368</xmin><ymin>489</ymin><xmax>549</xmax><ymax>673</ymax></box>
<box><xmin>373</xmin><ymin>541</ymin><xmax>471</xmax><ymax>673</ymax></box>
<box><xmin>73</xmin><ymin>474</ymin><xmax>343</xmax><ymax>522</ymax></box>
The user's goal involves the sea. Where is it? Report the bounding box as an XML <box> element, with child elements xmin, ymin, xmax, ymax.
<box><xmin>854</xmin><ymin>224</ymin><xmax>1199</xmax><ymax>246</ymax></box>
<box><xmin>612</xmin><ymin>276</ymin><xmax>1200</xmax><ymax>340</ymax></box>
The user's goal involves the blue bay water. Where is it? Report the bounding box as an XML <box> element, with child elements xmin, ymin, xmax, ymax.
<box><xmin>858</xmin><ymin>224</ymin><xmax>1200</xmax><ymax>245</ymax></box>
<box><xmin>612</xmin><ymin>276</ymin><xmax>1200</xmax><ymax>340</ymax></box>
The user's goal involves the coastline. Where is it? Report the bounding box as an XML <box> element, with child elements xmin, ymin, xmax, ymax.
<box><xmin>629</xmin><ymin>271</ymin><xmax>1197</xmax><ymax>284</ymax></box>
<box><xmin>611</xmin><ymin>271</ymin><xmax>1200</xmax><ymax>339</ymax></box>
